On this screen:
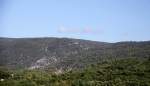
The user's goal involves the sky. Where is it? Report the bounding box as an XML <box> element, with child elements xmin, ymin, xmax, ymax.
<box><xmin>0</xmin><ymin>0</ymin><xmax>150</xmax><ymax>42</ymax></box>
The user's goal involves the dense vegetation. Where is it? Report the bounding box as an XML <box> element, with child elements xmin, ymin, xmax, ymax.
<box><xmin>0</xmin><ymin>38</ymin><xmax>150</xmax><ymax>85</ymax></box>
<box><xmin>0</xmin><ymin>38</ymin><xmax>150</xmax><ymax>71</ymax></box>
<box><xmin>1</xmin><ymin>58</ymin><xmax>150</xmax><ymax>86</ymax></box>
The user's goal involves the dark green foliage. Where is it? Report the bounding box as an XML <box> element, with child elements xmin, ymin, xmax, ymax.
<box><xmin>0</xmin><ymin>67</ymin><xmax>11</xmax><ymax>79</ymax></box>
<box><xmin>0</xmin><ymin>70</ymin><xmax>11</xmax><ymax>79</ymax></box>
<box><xmin>0</xmin><ymin>58</ymin><xmax>150</xmax><ymax>86</ymax></box>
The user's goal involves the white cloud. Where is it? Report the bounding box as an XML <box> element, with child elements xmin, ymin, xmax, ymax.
<box><xmin>57</xmin><ymin>25</ymin><xmax>104</xmax><ymax>34</ymax></box>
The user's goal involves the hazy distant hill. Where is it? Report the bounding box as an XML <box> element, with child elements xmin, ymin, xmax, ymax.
<box><xmin>0</xmin><ymin>37</ymin><xmax>150</xmax><ymax>72</ymax></box>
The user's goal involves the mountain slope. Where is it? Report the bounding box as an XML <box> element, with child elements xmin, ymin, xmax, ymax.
<box><xmin>1</xmin><ymin>58</ymin><xmax>150</xmax><ymax>86</ymax></box>
<box><xmin>0</xmin><ymin>37</ymin><xmax>150</xmax><ymax>71</ymax></box>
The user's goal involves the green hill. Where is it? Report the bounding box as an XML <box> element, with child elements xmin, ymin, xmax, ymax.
<box><xmin>0</xmin><ymin>37</ymin><xmax>150</xmax><ymax>72</ymax></box>
<box><xmin>0</xmin><ymin>58</ymin><xmax>150</xmax><ymax>86</ymax></box>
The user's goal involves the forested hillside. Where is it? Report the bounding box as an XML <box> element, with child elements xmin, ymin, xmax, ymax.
<box><xmin>0</xmin><ymin>58</ymin><xmax>150</xmax><ymax>86</ymax></box>
<box><xmin>0</xmin><ymin>37</ymin><xmax>150</xmax><ymax>86</ymax></box>
<box><xmin>0</xmin><ymin>37</ymin><xmax>150</xmax><ymax>72</ymax></box>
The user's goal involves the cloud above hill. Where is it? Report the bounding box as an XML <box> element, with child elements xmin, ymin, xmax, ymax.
<box><xmin>57</xmin><ymin>25</ymin><xmax>104</xmax><ymax>35</ymax></box>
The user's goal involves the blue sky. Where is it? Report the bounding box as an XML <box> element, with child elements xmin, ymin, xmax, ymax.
<box><xmin>0</xmin><ymin>0</ymin><xmax>150</xmax><ymax>42</ymax></box>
